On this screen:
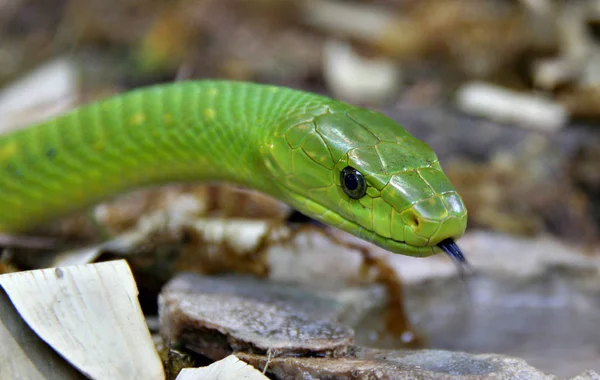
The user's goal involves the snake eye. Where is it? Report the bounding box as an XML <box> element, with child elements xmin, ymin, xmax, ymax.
<box><xmin>341</xmin><ymin>166</ymin><xmax>367</xmax><ymax>199</ymax></box>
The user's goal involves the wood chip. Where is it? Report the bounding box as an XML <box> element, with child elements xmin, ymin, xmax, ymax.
<box><xmin>0</xmin><ymin>260</ymin><xmax>164</xmax><ymax>379</ymax></box>
<box><xmin>0</xmin><ymin>58</ymin><xmax>78</xmax><ymax>133</ymax></box>
<box><xmin>0</xmin><ymin>288</ymin><xmax>85</xmax><ymax>379</ymax></box>
<box><xmin>456</xmin><ymin>81</ymin><xmax>568</xmax><ymax>131</ymax></box>
<box><xmin>323</xmin><ymin>39</ymin><xmax>402</xmax><ymax>103</ymax></box>
<box><xmin>175</xmin><ymin>355</ymin><xmax>267</xmax><ymax>380</ymax></box>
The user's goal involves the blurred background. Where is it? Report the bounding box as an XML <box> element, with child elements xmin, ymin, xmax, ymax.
<box><xmin>1</xmin><ymin>0</ymin><xmax>599</xmax><ymax>378</ymax></box>
<box><xmin>1</xmin><ymin>0</ymin><xmax>598</xmax><ymax>242</ymax></box>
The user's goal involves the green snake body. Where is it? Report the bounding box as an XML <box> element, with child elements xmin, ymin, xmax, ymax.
<box><xmin>0</xmin><ymin>81</ymin><xmax>467</xmax><ymax>257</ymax></box>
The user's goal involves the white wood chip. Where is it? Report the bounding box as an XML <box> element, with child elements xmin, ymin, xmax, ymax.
<box><xmin>0</xmin><ymin>288</ymin><xmax>85</xmax><ymax>379</ymax></box>
<box><xmin>189</xmin><ymin>218</ymin><xmax>273</xmax><ymax>253</ymax></box>
<box><xmin>455</xmin><ymin>81</ymin><xmax>568</xmax><ymax>131</ymax></box>
<box><xmin>323</xmin><ymin>39</ymin><xmax>402</xmax><ymax>103</ymax></box>
<box><xmin>175</xmin><ymin>355</ymin><xmax>268</xmax><ymax>380</ymax></box>
<box><xmin>0</xmin><ymin>57</ymin><xmax>78</xmax><ymax>133</ymax></box>
<box><xmin>0</xmin><ymin>260</ymin><xmax>164</xmax><ymax>379</ymax></box>
<box><xmin>301</xmin><ymin>0</ymin><xmax>394</xmax><ymax>42</ymax></box>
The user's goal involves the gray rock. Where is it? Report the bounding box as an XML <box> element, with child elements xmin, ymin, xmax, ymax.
<box><xmin>237</xmin><ymin>348</ymin><xmax>554</xmax><ymax>380</ymax></box>
<box><xmin>159</xmin><ymin>274</ymin><xmax>359</xmax><ymax>358</ymax></box>
<box><xmin>159</xmin><ymin>272</ymin><xmax>591</xmax><ymax>379</ymax></box>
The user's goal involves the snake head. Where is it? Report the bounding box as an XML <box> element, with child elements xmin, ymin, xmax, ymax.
<box><xmin>263</xmin><ymin>105</ymin><xmax>467</xmax><ymax>257</ymax></box>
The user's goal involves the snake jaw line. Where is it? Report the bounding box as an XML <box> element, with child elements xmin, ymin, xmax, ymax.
<box><xmin>282</xmin><ymin>187</ymin><xmax>441</xmax><ymax>257</ymax></box>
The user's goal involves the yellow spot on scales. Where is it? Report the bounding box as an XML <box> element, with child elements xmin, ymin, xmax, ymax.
<box><xmin>204</xmin><ymin>108</ymin><xmax>216</xmax><ymax>119</ymax></box>
<box><xmin>130</xmin><ymin>113</ymin><xmax>146</xmax><ymax>125</ymax></box>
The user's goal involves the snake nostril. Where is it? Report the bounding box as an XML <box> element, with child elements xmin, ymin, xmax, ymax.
<box><xmin>406</xmin><ymin>214</ymin><xmax>420</xmax><ymax>229</ymax></box>
<box><xmin>412</xmin><ymin>216</ymin><xmax>420</xmax><ymax>228</ymax></box>
<box><xmin>401</xmin><ymin>210</ymin><xmax>422</xmax><ymax>231</ymax></box>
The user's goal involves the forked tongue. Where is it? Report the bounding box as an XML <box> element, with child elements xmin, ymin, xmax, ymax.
<box><xmin>437</xmin><ymin>238</ymin><xmax>473</xmax><ymax>278</ymax></box>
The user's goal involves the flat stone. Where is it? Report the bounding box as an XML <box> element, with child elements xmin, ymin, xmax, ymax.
<box><xmin>236</xmin><ymin>348</ymin><xmax>555</xmax><ymax>380</ymax></box>
<box><xmin>159</xmin><ymin>274</ymin><xmax>359</xmax><ymax>358</ymax></box>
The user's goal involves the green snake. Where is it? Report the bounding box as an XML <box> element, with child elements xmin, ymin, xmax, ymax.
<box><xmin>0</xmin><ymin>81</ymin><xmax>467</xmax><ymax>261</ymax></box>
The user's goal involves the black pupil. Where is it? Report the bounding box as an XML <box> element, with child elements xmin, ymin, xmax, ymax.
<box><xmin>344</xmin><ymin>173</ymin><xmax>359</xmax><ymax>190</ymax></box>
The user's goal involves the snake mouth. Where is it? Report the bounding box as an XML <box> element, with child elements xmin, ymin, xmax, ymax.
<box><xmin>273</xmin><ymin>178</ymin><xmax>469</xmax><ymax>260</ymax></box>
<box><xmin>284</xmin><ymin>190</ymin><xmax>441</xmax><ymax>257</ymax></box>
<box><xmin>366</xmin><ymin>229</ymin><xmax>439</xmax><ymax>257</ymax></box>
